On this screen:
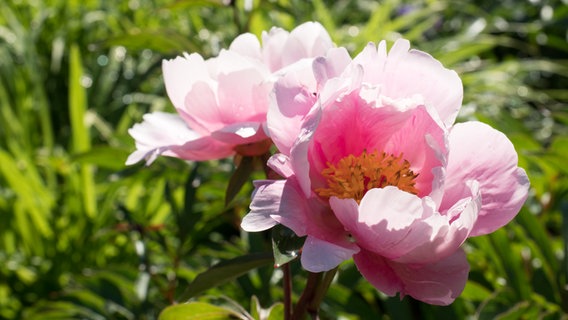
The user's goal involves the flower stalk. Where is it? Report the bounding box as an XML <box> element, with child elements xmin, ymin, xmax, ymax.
<box><xmin>291</xmin><ymin>267</ymin><xmax>338</xmax><ymax>320</ymax></box>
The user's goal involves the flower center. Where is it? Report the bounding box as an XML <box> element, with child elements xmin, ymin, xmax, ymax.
<box><xmin>316</xmin><ymin>150</ymin><xmax>419</xmax><ymax>202</ymax></box>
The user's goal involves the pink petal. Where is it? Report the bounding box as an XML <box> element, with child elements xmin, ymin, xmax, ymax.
<box><xmin>393</xmin><ymin>184</ymin><xmax>480</xmax><ymax>264</ymax></box>
<box><xmin>126</xmin><ymin>112</ymin><xmax>200</xmax><ymax>165</ymax></box>
<box><xmin>281</xmin><ymin>21</ymin><xmax>333</xmax><ymax>67</ymax></box>
<box><xmin>382</xmin><ymin>106</ymin><xmax>447</xmax><ymax>197</ymax></box>
<box><xmin>331</xmin><ymin>186</ymin><xmax>479</xmax><ymax>265</ymax></box>
<box><xmin>242</xmin><ymin>180</ymin><xmax>288</xmax><ymax>232</ymax></box>
<box><xmin>290</xmin><ymin>106</ymin><xmax>323</xmax><ymax>197</ymax></box>
<box><xmin>169</xmin><ymin>135</ymin><xmax>235</xmax><ymax>161</ymax></box>
<box><xmin>210</xmin><ymin>122</ymin><xmax>266</xmax><ymax>144</ymax></box>
<box><xmin>243</xmin><ymin>178</ymin><xmax>309</xmax><ymax>236</ymax></box>
<box><xmin>268</xmin><ymin>62</ymin><xmax>318</xmax><ymax>156</ymax></box>
<box><xmin>353</xmin><ymin>41</ymin><xmax>387</xmax><ymax>84</ymax></box>
<box><xmin>309</xmin><ymin>91</ymin><xmax>397</xmax><ymax>171</ymax></box>
<box><xmin>355</xmin><ymin>249</ymin><xmax>470</xmax><ymax>305</ymax></box>
<box><xmin>331</xmin><ymin>187</ymin><xmax>426</xmax><ymax>261</ymax></box>
<box><xmin>315</xmin><ymin>48</ymin><xmax>363</xmax><ymax>107</ymax></box>
<box><xmin>215</xmin><ymin>49</ymin><xmax>268</xmax><ymax>75</ymax></box>
<box><xmin>371</xmin><ymin>39</ymin><xmax>463</xmax><ymax>127</ymax></box>
<box><xmin>301</xmin><ymin>236</ymin><xmax>359</xmax><ymax>272</ymax></box>
<box><xmin>312</xmin><ymin>47</ymin><xmax>352</xmax><ymax>87</ymax></box>
<box><xmin>309</xmin><ymin>93</ymin><xmax>444</xmax><ymax>195</ymax></box>
<box><xmin>267</xmin><ymin>153</ymin><xmax>294</xmax><ymax>178</ymax></box>
<box><xmin>162</xmin><ymin>53</ymin><xmax>211</xmax><ymax>111</ymax></box>
<box><xmin>216</xmin><ymin>68</ymin><xmax>270</xmax><ymax>122</ymax></box>
<box><xmin>229</xmin><ymin>33</ymin><xmax>262</xmax><ymax>61</ymax></box>
<box><xmin>442</xmin><ymin>121</ymin><xmax>530</xmax><ymax>236</ymax></box>
<box><xmin>261</xmin><ymin>27</ymin><xmax>290</xmax><ymax>71</ymax></box>
<box><xmin>353</xmin><ymin>250</ymin><xmax>403</xmax><ymax>297</ymax></box>
<box><xmin>392</xmin><ymin>249</ymin><xmax>470</xmax><ymax>305</ymax></box>
<box><xmin>181</xmin><ymin>81</ymin><xmax>222</xmax><ymax>133</ymax></box>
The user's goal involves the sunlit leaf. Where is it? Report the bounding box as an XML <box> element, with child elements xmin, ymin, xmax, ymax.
<box><xmin>159</xmin><ymin>302</ymin><xmax>242</xmax><ymax>320</ymax></box>
<box><xmin>69</xmin><ymin>44</ymin><xmax>96</xmax><ymax>218</ymax></box>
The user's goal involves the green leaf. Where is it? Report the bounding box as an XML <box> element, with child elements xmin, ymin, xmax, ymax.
<box><xmin>178</xmin><ymin>163</ymin><xmax>203</xmax><ymax>243</ymax></box>
<box><xmin>489</xmin><ymin>229</ymin><xmax>531</xmax><ymax>300</ymax></box>
<box><xmin>266</xmin><ymin>303</ymin><xmax>284</xmax><ymax>320</ymax></box>
<box><xmin>225</xmin><ymin>156</ymin><xmax>255</xmax><ymax>206</ymax></box>
<box><xmin>69</xmin><ymin>44</ymin><xmax>90</xmax><ymax>154</ymax></box>
<box><xmin>159</xmin><ymin>302</ymin><xmax>242</xmax><ymax>320</ymax></box>
<box><xmin>180</xmin><ymin>252</ymin><xmax>273</xmax><ymax>300</ymax></box>
<box><xmin>250</xmin><ymin>296</ymin><xmax>283</xmax><ymax>320</ymax></box>
<box><xmin>72</xmin><ymin>146</ymin><xmax>129</xmax><ymax>170</ymax></box>
<box><xmin>461</xmin><ymin>281</ymin><xmax>492</xmax><ymax>302</ymax></box>
<box><xmin>69</xmin><ymin>44</ymin><xmax>96</xmax><ymax>218</ymax></box>
<box><xmin>250</xmin><ymin>296</ymin><xmax>261</xmax><ymax>320</ymax></box>
<box><xmin>271</xmin><ymin>224</ymin><xmax>305</xmax><ymax>267</ymax></box>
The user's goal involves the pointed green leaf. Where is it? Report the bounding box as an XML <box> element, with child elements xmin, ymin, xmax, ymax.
<box><xmin>250</xmin><ymin>296</ymin><xmax>261</xmax><ymax>320</ymax></box>
<box><xmin>178</xmin><ymin>163</ymin><xmax>202</xmax><ymax>242</ymax></box>
<box><xmin>159</xmin><ymin>302</ymin><xmax>241</xmax><ymax>320</ymax></box>
<box><xmin>180</xmin><ymin>252</ymin><xmax>273</xmax><ymax>301</ymax></box>
<box><xmin>69</xmin><ymin>44</ymin><xmax>96</xmax><ymax>218</ymax></box>
<box><xmin>225</xmin><ymin>156</ymin><xmax>255</xmax><ymax>206</ymax></box>
<box><xmin>266</xmin><ymin>303</ymin><xmax>284</xmax><ymax>320</ymax></box>
<box><xmin>249</xmin><ymin>296</ymin><xmax>283</xmax><ymax>320</ymax></box>
<box><xmin>271</xmin><ymin>224</ymin><xmax>305</xmax><ymax>267</ymax></box>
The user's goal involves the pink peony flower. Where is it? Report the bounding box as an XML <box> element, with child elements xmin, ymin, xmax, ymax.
<box><xmin>126</xmin><ymin>22</ymin><xmax>333</xmax><ymax>165</ymax></box>
<box><xmin>242</xmin><ymin>40</ymin><xmax>530</xmax><ymax>305</ymax></box>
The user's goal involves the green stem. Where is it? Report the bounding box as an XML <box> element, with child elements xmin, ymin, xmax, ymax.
<box><xmin>283</xmin><ymin>263</ymin><xmax>292</xmax><ymax>320</ymax></box>
<box><xmin>291</xmin><ymin>267</ymin><xmax>338</xmax><ymax>320</ymax></box>
<box><xmin>561</xmin><ymin>200</ymin><xmax>568</xmax><ymax>312</ymax></box>
<box><xmin>291</xmin><ymin>272</ymin><xmax>321</xmax><ymax>320</ymax></box>
<box><xmin>308</xmin><ymin>267</ymin><xmax>338</xmax><ymax>316</ymax></box>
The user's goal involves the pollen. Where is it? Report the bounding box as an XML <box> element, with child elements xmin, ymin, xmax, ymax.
<box><xmin>316</xmin><ymin>150</ymin><xmax>419</xmax><ymax>202</ymax></box>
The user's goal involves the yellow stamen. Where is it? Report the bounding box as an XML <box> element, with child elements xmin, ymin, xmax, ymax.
<box><xmin>316</xmin><ymin>150</ymin><xmax>419</xmax><ymax>202</ymax></box>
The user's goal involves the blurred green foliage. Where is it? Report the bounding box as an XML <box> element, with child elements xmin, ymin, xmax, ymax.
<box><xmin>0</xmin><ymin>0</ymin><xmax>567</xmax><ymax>319</ymax></box>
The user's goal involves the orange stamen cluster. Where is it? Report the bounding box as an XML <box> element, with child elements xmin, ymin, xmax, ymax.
<box><xmin>316</xmin><ymin>150</ymin><xmax>419</xmax><ymax>202</ymax></box>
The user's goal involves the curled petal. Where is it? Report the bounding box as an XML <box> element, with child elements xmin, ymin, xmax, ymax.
<box><xmin>126</xmin><ymin>112</ymin><xmax>200</xmax><ymax>165</ymax></box>
<box><xmin>354</xmin><ymin>249</ymin><xmax>470</xmax><ymax>305</ymax></box>
<box><xmin>268</xmin><ymin>63</ymin><xmax>318</xmax><ymax>156</ymax></box>
<box><xmin>354</xmin><ymin>39</ymin><xmax>462</xmax><ymax>127</ymax></box>
<box><xmin>301</xmin><ymin>236</ymin><xmax>359</xmax><ymax>272</ymax></box>
<box><xmin>229</xmin><ymin>33</ymin><xmax>262</xmax><ymax>61</ymax></box>
<box><xmin>281</xmin><ymin>21</ymin><xmax>333</xmax><ymax>67</ymax></box>
<box><xmin>312</xmin><ymin>47</ymin><xmax>352</xmax><ymax>87</ymax></box>
<box><xmin>162</xmin><ymin>54</ymin><xmax>211</xmax><ymax>111</ymax></box>
<box><xmin>290</xmin><ymin>106</ymin><xmax>323</xmax><ymax>197</ymax></box>
<box><xmin>168</xmin><ymin>136</ymin><xmax>235</xmax><ymax>161</ymax></box>
<box><xmin>267</xmin><ymin>153</ymin><xmax>294</xmax><ymax>178</ymax></box>
<box><xmin>331</xmin><ymin>186</ymin><xmax>479</xmax><ymax>265</ymax></box>
<box><xmin>261</xmin><ymin>27</ymin><xmax>290</xmax><ymax>71</ymax></box>
<box><xmin>243</xmin><ymin>178</ymin><xmax>309</xmax><ymax>236</ymax></box>
<box><xmin>442</xmin><ymin>121</ymin><xmax>530</xmax><ymax>236</ymax></box>
<box><xmin>210</xmin><ymin>122</ymin><xmax>266</xmax><ymax>144</ymax></box>
<box><xmin>331</xmin><ymin>187</ymin><xmax>425</xmax><ymax>261</ymax></box>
